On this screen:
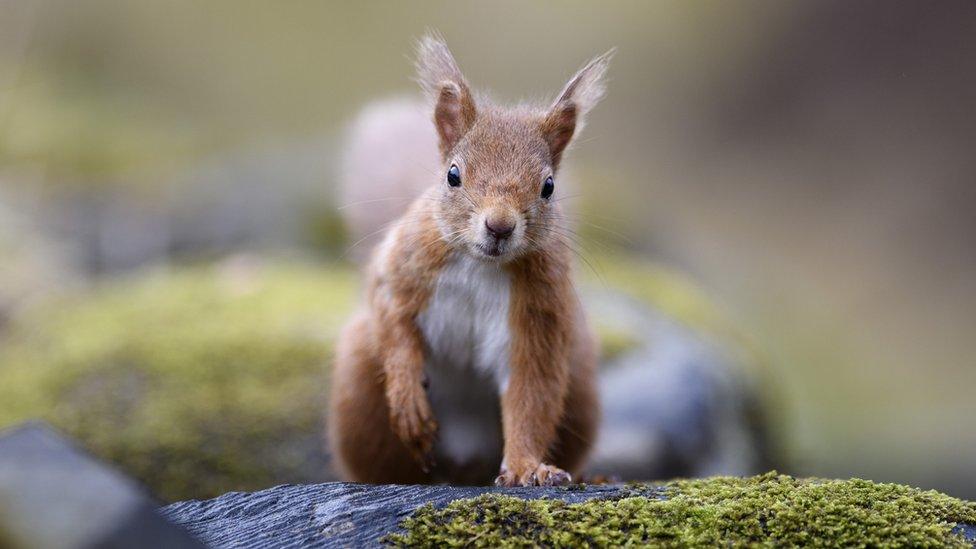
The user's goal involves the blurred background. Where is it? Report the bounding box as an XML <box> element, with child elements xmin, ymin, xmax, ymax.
<box><xmin>1</xmin><ymin>0</ymin><xmax>974</xmax><ymax>501</ymax></box>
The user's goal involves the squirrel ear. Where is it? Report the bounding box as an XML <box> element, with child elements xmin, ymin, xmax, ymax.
<box><xmin>416</xmin><ymin>33</ymin><xmax>477</xmax><ymax>158</ymax></box>
<box><xmin>541</xmin><ymin>49</ymin><xmax>614</xmax><ymax>167</ymax></box>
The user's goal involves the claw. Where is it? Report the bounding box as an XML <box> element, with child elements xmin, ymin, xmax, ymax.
<box><xmin>495</xmin><ymin>463</ymin><xmax>571</xmax><ymax>487</ymax></box>
<box><xmin>546</xmin><ymin>469</ymin><xmax>572</xmax><ymax>486</ymax></box>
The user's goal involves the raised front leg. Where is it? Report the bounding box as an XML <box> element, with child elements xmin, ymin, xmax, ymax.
<box><xmin>328</xmin><ymin>312</ymin><xmax>432</xmax><ymax>484</ymax></box>
<box><xmin>369</xmin><ymin>217</ymin><xmax>450</xmax><ymax>473</ymax></box>
<box><xmin>378</xmin><ymin>311</ymin><xmax>437</xmax><ymax>472</ymax></box>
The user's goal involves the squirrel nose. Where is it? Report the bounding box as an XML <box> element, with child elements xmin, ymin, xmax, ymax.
<box><xmin>485</xmin><ymin>218</ymin><xmax>515</xmax><ymax>239</ymax></box>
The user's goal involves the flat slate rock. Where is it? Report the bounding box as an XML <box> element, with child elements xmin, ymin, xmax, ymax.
<box><xmin>162</xmin><ymin>482</ymin><xmax>976</xmax><ymax>548</ymax></box>
<box><xmin>161</xmin><ymin>482</ymin><xmax>636</xmax><ymax>548</ymax></box>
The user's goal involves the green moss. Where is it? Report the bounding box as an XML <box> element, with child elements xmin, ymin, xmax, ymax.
<box><xmin>586</xmin><ymin>252</ymin><xmax>727</xmax><ymax>338</ymax></box>
<box><xmin>592</xmin><ymin>324</ymin><xmax>642</xmax><ymax>363</ymax></box>
<box><xmin>586</xmin><ymin>251</ymin><xmax>768</xmax><ymax>371</ymax></box>
<box><xmin>0</xmin><ymin>260</ymin><xmax>356</xmax><ymax>501</ymax></box>
<box><xmin>384</xmin><ymin>472</ymin><xmax>976</xmax><ymax>547</ymax></box>
<box><xmin>584</xmin><ymin>251</ymin><xmax>751</xmax><ymax>365</ymax></box>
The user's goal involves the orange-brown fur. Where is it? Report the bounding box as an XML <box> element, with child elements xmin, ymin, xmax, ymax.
<box><xmin>328</xmin><ymin>35</ymin><xmax>610</xmax><ymax>486</ymax></box>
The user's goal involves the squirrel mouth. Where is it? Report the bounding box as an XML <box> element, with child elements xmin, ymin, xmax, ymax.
<box><xmin>476</xmin><ymin>242</ymin><xmax>505</xmax><ymax>258</ymax></box>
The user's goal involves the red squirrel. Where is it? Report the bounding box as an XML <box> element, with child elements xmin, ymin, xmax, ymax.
<box><xmin>328</xmin><ymin>35</ymin><xmax>611</xmax><ymax>487</ymax></box>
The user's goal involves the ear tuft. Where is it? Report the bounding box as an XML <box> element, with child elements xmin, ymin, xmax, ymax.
<box><xmin>415</xmin><ymin>33</ymin><xmax>465</xmax><ymax>98</ymax></box>
<box><xmin>416</xmin><ymin>33</ymin><xmax>477</xmax><ymax>157</ymax></box>
<box><xmin>551</xmin><ymin>49</ymin><xmax>614</xmax><ymax>119</ymax></box>
<box><xmin>542</xmin><ymin>49</ymin><xmax>614</xmax><ymax>167</ymax></box>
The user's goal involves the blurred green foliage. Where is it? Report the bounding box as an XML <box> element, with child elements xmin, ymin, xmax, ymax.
<box><xmin>593</xmin><ymin>253</ymin><xmax>736</xmax><ymax>343</ymax></box>
<box><xmin>0</xmin><ymin>69</ymin><xmax>213</xmax><ymax>184</ymax></box>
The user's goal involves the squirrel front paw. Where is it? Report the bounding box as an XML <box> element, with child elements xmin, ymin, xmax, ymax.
<box><xmin>388</xmin><ymin>383</ymin><xmax>438</xmax><ymax>471</ymax></box>
<box><xmin>494</xmin><ymin>463</ymin><xmax>572</xmax><ymax>487</ymax></box>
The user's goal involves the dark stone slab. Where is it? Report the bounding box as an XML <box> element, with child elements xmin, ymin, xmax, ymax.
<box><xmin>162</xmin><ymin>482</ymin><xmax>976</xmax><ymax>548</ymax></box>
<box><xmin>585</xmin><ymin>289</ymin><xmax>772</xmax><ymax>480</ymax></box>
<box><xmin>958</xmin><ymin>524</ymin><xmax>976</xmax><ymax>543</ymax></box>
<box><xmin>0</xmin><ymin>422</ymin><xmax>203</xmax><ymax>549</ymax></box>
<box><xmin>161</xmin><ymin>482</ymin><xmax>637</xmax><ymax>548</ymax></box>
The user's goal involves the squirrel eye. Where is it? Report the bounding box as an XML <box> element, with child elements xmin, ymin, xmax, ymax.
<box><xmin>447</xmin><ymin>164</ymin><xmax>461</xmax><ymax>187</ymax></box>
<box><xmin>541</xmin><ymin>176</ymin><xmax>554</xmax><ymax>199</ymax></box>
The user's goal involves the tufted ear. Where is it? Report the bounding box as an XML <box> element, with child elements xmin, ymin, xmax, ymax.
<box><xmin>416</xmin><ymin>34</ymin><xmax>478</xmax><ymax>158</ymax></box>
<box><xmin>541</xmin><ymin>49</ymin><xmax>614</xmax><ymax>168</ymax></box>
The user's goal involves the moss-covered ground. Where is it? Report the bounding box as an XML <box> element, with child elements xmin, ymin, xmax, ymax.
<box><xmin>385</xmin><ymin>472</ymin><xmax>976</xmax><ymax>548</ymax></box>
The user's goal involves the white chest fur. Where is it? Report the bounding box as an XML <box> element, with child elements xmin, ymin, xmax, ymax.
<box><xmin>416</xmin><ymin>254</ymin><xmax>511</xmax><ymax>469</ymax></box>
<box><xmin>418</xmin><ymin>255</ymin><xmax>512</xmax><ymax>387</ymax></box>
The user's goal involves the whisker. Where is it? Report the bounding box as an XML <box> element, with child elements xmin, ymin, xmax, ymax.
<box><xmin>339</xmin><ymin>210</ymin><xmax>438</xmax><ymax>260</ymax></box>
<box><xmin>551</xmin><ymin>193</ymin><xmax>585</xmax><ymax>204</ymax></box>
<box><xmin>337</xmin><ymin>196</ymin><xmax>421</xmax><ymax>210</ymax></box>
<box><xmin>526</xmin><ymin>225</ymin><xmax>607</xmax><ymax>286</ymax></box>
<box><xmin>554</xmin><ymin>236</ymin><xmax>606</xmax><ymax>287</ymax></box>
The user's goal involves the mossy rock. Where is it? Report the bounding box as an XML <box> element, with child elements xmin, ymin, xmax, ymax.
<box><xmin>0</xmin><ymin>254</ymin><xmax>764</xmax><ymax>502</ymax></box>
<box><xmin>388</xmin><ymin>473</ymin><xmax>976</xmax><ymax>548</ymax></box>
<box><xmin>160</xmin><ymin>473</ymin><xmax>976</xmax><ymax>547</ymax></box>
<box><xmin>0</xmin><ymin>258</ymin><xmax>356</xmax><ymax>501</ymax></box>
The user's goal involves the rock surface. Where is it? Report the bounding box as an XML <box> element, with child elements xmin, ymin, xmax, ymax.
<box><xmin>162</xmin><ymin>482</ymin><xmax>634</xmax><ymax>548</ymax></box>
<box><xmin>585</xmin><ymin>286</ymin><xmax>770</xmax><ymax>479</ymax></box>
<box><xmin>0</xmin><ymin>423</ymin><xmax>201</xmax><ymax>549</ymax></box>
<box><xmin>162</xmin><ymin>481</ymin><xmax>976</xmax><ymax>548</ymax></box>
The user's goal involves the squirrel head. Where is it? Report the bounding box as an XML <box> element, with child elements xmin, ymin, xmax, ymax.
<box><xmin>416</xmin><ymin>34</ymin><xmax>612</xmax><ymax>262</ymax></box>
